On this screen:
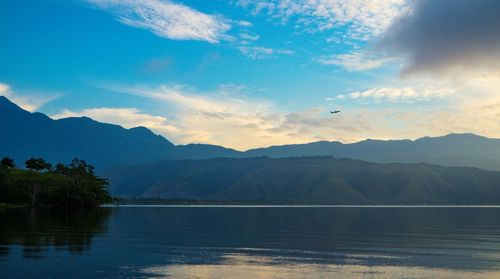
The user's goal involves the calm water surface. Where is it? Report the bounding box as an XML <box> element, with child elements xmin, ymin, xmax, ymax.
<box><xmin>2</xmin><ymin>206</ymin><xmax>500</xmax><ymax>278</ymax></box>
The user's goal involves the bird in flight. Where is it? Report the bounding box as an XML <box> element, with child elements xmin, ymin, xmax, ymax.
<box><xmin>330</xmin><ymin>110</ymin><xmax>341</xmax><ymax>114</ymax></box>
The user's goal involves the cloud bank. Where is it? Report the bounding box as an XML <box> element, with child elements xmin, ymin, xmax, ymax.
<box><xmin>381</xmin><ymin>0</ymin><xmax>500</xmax><ymax>76</ymax></box>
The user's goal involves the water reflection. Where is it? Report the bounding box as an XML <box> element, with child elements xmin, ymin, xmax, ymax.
<box><xmin>112</xmin><ymin>207</ymin><xmax>500</xmax><ymax>272</ymax></box>
<box><xmin>2</xmin><ymin>206</ymin><xmax>500</xmax><ymax>278</ymax></box>
<box><xmin>0</xmin><ymin>207</ymin><xmax>111</xmax><ymax>260</ymax></box>
<box><xmin>144</xmin><ymin>253</ymin><xmax>500</xmax><ymax>279</ymax></box>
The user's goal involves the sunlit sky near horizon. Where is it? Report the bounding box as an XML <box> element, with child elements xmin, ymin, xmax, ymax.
<box><xmin>1</xmin><ymin>0</ymin><xmax>500</xmax><ymax>150</ymax></box>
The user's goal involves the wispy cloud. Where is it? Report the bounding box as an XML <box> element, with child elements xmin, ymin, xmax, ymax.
<box><xmin>84</xmin><ymin>0</ymin><xmax>231</xmax><ymax>43</ymax></box>
<box><xmin>83</xmin><ymin>0</ymin><xmax>293</xmax><ymax>60</ymax></box>
<box><xmin>335</xmin><ymin>86</ymin><xmax>455</xmax><ymax>103</ymax></box>
<box><xmin>239</xmin><ymin>33</ymin><xmax>260</xmax><ymax>41</ymax></box>
<box><xmin>86</xmin><ymin>83</ymin><xmax>434</xmax><ymax>149</ymax></box>
<box><xmin>74</xmin><ymin>75</ymin><xmax>500</xmax><ymax>150</ymax></box>
<box><xmin>317</xmin><ymin>52</ymin><xmax>394</xmax><ymax>71</ymax></box>
<box><xmin>0</xmin><ymin>83</ymin><xmax>58</xmax><ymax>112</ymax></box>
<box><xmin>99</xmin><ymin>84</ymin><xmax>381</xmax><ymax>148</ymax></box>
<box><xmin>238</xmin><ymin>46</ymin><xmax>295</xmax><ymax>59</ymax></box>
<box><xmin>237</xmin><ymin>0</ymin><xmax>409</xmax><ymax>40</ymax></box>
<box><xmin>52</xmin><ymin>107</ymin><xmax>181</xmax><ymax>135</ymax></box>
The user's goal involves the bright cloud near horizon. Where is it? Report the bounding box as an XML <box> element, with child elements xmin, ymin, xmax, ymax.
<box><xmin>2</xmin><ymin>0</ymin><xmax>500</xmax><ymax>150</ymax></box>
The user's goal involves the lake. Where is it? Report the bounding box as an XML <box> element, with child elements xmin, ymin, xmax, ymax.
<box><xmin>2</xmin><ymin>206</ymin><xmax>500</xmax><ymax>278</ymax></box>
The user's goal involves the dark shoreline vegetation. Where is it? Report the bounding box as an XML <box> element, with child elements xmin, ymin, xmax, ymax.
<box><xmin>114</xmin><ymin>197</ymin><xmax>500</xmax><ymax>206</ymax></box>
<box><xmin>0</xmin><ymin>157</ymin><xmax>112</xmax><ymax>207</ymax></box>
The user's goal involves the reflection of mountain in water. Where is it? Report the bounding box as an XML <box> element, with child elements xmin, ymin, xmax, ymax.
<box><xmin>114</xmin><ymin>207</ymin><xmax>500</xmax><ymax>273</ymax></box>
<box><xmin>2</xmin><ymin>207</ymin><xmax>500</xmax><ymax>278</ymax></box>
<box><xmin>0</xmin><ymin>208</ymin><xmax>112</xmax><ymax>260</ymax></box>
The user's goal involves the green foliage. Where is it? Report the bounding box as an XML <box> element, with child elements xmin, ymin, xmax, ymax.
<box><xmin>1</xmin><ymin>157</ymin><xmax>15</xmax><ymax>168</ymax></box>
<box><xmin>108</xmin><ymin>157</ymin><xmax>500</xmax><ymax>205</ymax></box>
<box><xmin>0</xmin><ymin>157</ymin><xmax>112</xmax><ymax>207</ymax></box>
<box><xmin>25</xmin><ymin>157</ymin><xmax>52</xmax><ymax>172</ymax></box>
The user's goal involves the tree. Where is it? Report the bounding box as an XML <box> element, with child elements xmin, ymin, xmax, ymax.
<box><xmin>21</xmin><ymin>171</ymin><xmax>43</xmax><ymax>206</ymax></box>
<box><xmin>2</xmin><ymin>157</ymin><xmax>111</xmax><ymax>206</ymax></box>
<box><xmin>25</xmin><ymin>158</ymin><xmax>52</xmax><ymax>172</ymax></box>
<box><xmin>51</xmin><ymin>158</ymin><xmax>111</xmax><ymax>205</ymax></box>
<box><xmin>23</xmin><ymin>158</ymin><xmax>53</xmax><ymax>206</ymax></box>
<box><xmin>1</xmin><ymin>157</ymin><xmax>15</xmax><ymax>168</ymax></box>
<box><xmin>54</xmin><ymin>163</ymin><xmax>69</xmax><ymax>175</ymax></box>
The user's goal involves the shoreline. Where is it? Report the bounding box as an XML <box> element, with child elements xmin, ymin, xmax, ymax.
<box><xmin>102</xmin><ymin>204</ymin><xmax>500</xmax><ymax>208</ymax></box>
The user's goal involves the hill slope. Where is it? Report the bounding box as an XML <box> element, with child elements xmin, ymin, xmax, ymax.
<box><xmin>0</xmin><ymin>96</ymin><xmax>239</xmax><ymax>169</ymax></box>
<box><xmin>0</xmin><ymin>96</ymin><xmax>178</xmax><ymax>169</ymax></box>
<box><xmin>107</xmin><ymin>157</ymin><xmax>500</xmax><ymax>205</ymax></box>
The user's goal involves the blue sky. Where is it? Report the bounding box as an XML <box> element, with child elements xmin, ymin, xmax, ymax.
<box><xmin>1</xmin><ymin>0</ymin><xmax>500</xmax><ymax>149</ymax></box>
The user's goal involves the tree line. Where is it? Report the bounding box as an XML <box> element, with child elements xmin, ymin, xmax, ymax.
<box><xmin>0</xmin><ymin>157</ymin><xmax>112</xmax><ymax>206</ymax></box>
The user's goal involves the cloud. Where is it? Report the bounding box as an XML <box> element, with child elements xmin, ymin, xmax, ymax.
<box><xmin>380</xmin><ymin>0</ymin><xmax>500</xmax><ymax>76</ymax></box>
<box><xmin>331</xmin><ymin>75</ymin><xmax>500</xmax><ymax>140</ymax></box>
<box><xmin>90</xmin><ymin>83</ymin><xmax>432</xmax><ymax>149</ymax></box>
<box><xmin>127</xmin><ymin>90</ymin><xmax>385</xmax><ymax>148</ymax></box>
<box><xmin>0</xmin><ymin>84</ymin><xmax>8</xmax><ymax>95</ymax></box>
<box><xmin>84</xmin><ymin>0</ymin><xmax>231</xmax><ymax>43</ymax></box>
<box><xmin>82</xmin><ymin>75</ymin><xmax>500</xmax><ymax>150</ymax></box>
<box><xmin>236</xmin><ymin>20</ymin><xmax>253</xmax><ymax>27</ymax></box>
<box><xmin>238</xmin><ymin>46</ymin><xmax>295</xmax><ymax>59</ymax></box>
<box><xmin>0</xmin><ymin>83</ymin><xmax>58</xmax><ymax>112</ymax></box>
<box><xmin>52</xmin><ymin>107</ymin><xmax>181</xmax><ymax>135</ymax></box>
<box><xmin>83</xmin><ymin>0</ymin><xmax>289</xmax><ymax>60</ymax></box>
<box><xmin>237</xmin><ymin>0</ymin><xmax>409</xmax><ymax>39</ymax></box>
<box><xmin>335</xmin><ymin>86</ymin><xmax>455</xmax><ymax>103</ymax></box>
<box><xmin>239</xmin><ymin>33</ymin><xmax>260</xmax><ymax>41</ymax></box>
<box><xmin>317</xmin><ymin>52</ymin><xmax>393</xmax><ymax>71</ymax></box>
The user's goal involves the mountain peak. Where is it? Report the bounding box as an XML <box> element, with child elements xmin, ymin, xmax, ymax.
<box><xmin>0</xmin><ymin>96</ymin><xmax>32</xmax><ymax>118</ymax></box>
<box><xmin>416</xmin><ymin>133</ymin><xmax>486</xmax><ymax>142</ymax></box>
<box><xmin>444</xmin><ymin>133</ymin><xmax>485</xmax><ymax>139</ymax></box>
<box><xmin>0</xmin><ymin>96</ymin><xmax>180</xmax><ymax>169</ymax></box>
<box><xmin>0</xmin><ymin>96</ymin><xmax>21</xmax><ymax>110</ymax></box>
<box><xmin>129</xmin><ymin>126</ymin><xmax>153</xmax><ymax>133</ymax></box>
<box><xmin>129</xmin><ymin>126</ymin><xmax>174</xmax><ymax>145</ymax></box>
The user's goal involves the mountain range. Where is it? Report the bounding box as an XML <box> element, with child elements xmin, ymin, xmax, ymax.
<box><xmin>2</xmin><ymin>96</ymin><xmax>500</xmax><ymax>171</ymax></box>
<box><xmin>0</xmin><ymin>96</ymin><xmax>237</xmax><ymax>169</ymax></box>
<box><xmin>107</xmin><ymin>156</ymin><xmax>500</xmax><ymax>205</ymax></box>
<box><xmin>3</xmin><ymin>96</ymin><xmax>500</xmax><ymax>204</ymax></box>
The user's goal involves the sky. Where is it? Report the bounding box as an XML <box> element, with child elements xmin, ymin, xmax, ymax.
<box><xmin>1</xmin><ymin>0</ymin><xmax>500</xmax><ymax>150</ymax></box>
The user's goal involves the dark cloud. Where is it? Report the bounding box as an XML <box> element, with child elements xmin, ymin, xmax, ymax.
<box><xmin>380</xmin><ymin>0</ymin><xmax>500</xmax><ymax>76</ymax></box>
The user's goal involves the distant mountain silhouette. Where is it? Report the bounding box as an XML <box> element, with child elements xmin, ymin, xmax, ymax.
<box><xmin>0</xmin><ymin>96</ymin><xmax>169</xmax><ymax>169</ymax></box>
<box><xmin>0</xmin><ymin>96</ymin><xmax>236</xmax><ymax>169</ymax></box>
<box><xmin>2</xmin><ymin>96</ymin><xmax>500</xmax><ymax>171</ymax></box>
<box><xmin>243</xmin><ymin>133</ymin><xmax>500</xmax><ymax>170</ymax></box>
<box><xmin>107</xmin><ymin>157</ymin><xmax>500</xmax><ymax>205</ymax></box>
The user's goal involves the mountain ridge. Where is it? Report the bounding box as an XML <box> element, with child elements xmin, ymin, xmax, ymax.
<box><xmin>106</xmin><ymin>156</ymin><xmax>500</xmax><ymax>204</ymax></box>
<box><xmin>2</xmin><ymin>96</ymin><xmax>500</xmax><ymax>171</ymax></box>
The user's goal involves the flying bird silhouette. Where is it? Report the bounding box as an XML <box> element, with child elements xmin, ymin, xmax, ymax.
<box><xmin>330</xmin><ymin>110</ymin><xmax>341</xmax><ymax>114</ymax></box>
